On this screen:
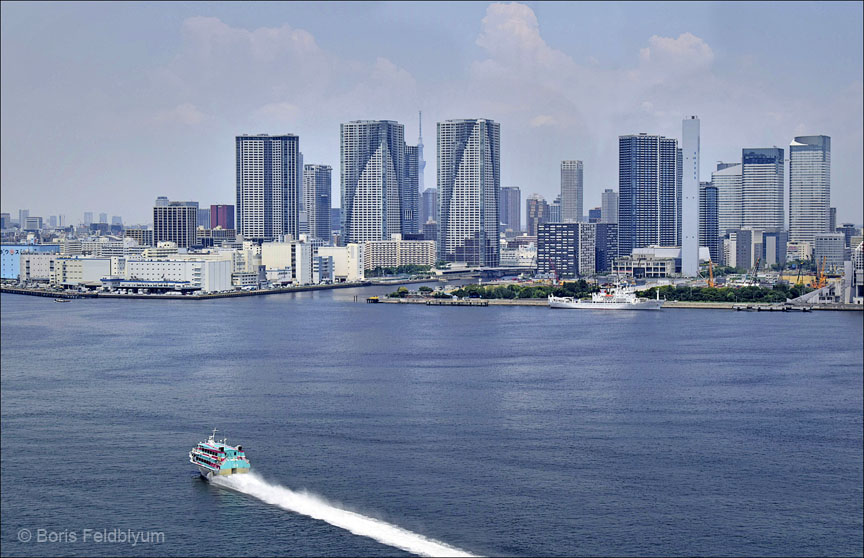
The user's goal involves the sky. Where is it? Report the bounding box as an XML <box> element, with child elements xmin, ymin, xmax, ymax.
<box><xmin>1</xmin><ymin>1</ymin><xmax>862</xmax><ymax>226</ymax></box>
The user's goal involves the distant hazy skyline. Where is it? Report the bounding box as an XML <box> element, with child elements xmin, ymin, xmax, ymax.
<box><xmin>2</xmin><ymin>1</ymin><xmax>862</xmax><ymax>225</ymax></box>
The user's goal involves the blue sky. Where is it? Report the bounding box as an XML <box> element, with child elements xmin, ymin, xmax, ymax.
<box><xmin>2</xmin><ymin>1</ymin><xmax>862</xmax><ymax>225</ymax></box>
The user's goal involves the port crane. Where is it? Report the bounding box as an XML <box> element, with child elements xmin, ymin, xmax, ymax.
<box><xmin>810</xmin><ymin>256</ymin><xmax>828</xmax><ymax>289</ymax></box>
<box><xmin>747</xmin><ymin>257</ymin><xmax>761</xmax><ymax>286</ymax></box>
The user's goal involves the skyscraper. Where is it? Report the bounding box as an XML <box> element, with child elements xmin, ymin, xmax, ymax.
<box><xmin>153</xmin><ymin>198</ymin><xmax>197</xmax><ymax>248</ymax></box>
<box><xmin>560</xmin><ymin>160</ymin><xmax>583</xmax><ymax>222</ymax></box>
<box><xmin>681</xmin><ymin>116</ymin><xmax>700</xmax><ymax>276</ymax></box>
<box><xmin>303</xmin><ymin>164</ymin><xmax>332</xmax><ymax>241</ymax></box>
<box><xmin>341</xmin><ymin>120</ymin><xmax>405</xmax><ymax>243</ymax></box>
<box><xmin>420</xmin><ymin>188</ymin><xmax>438</xmax><ymax>226</ymax></box>
<box><xmin>618</xmin><ymin>133</ymin><xmax>682</xmax><ymax>256</ymax></box>
<box><xmin>713</xmin><ymin>162</ymin><xmax>742</xmax><ymax>235</ymax></box>
<box><xmin>789</xmin><ymin>135</ymin><xmax>830</xmax><ymax>244</ymax></box>
<box><xmin>403</xmin><ymin>144</ymin><xmax>420</xmax><ymax>235</ymax></box>
<box><xmin>499</xmin><ymin>186</ymin><xmax>521</xmax><ymax>233</ymax></box>
<box><xmin>417</xmin><ymin>111</ymin><xmax>426</xmax><ymax>195</ymax></box>
<box><xmin>236</xmin><ymin>134</ymin><xmax>300</xmax><ymax>242</ymax></box>
<box><xmin>197</xmin><ymin>208</ymin><xmax>210</xmax><ymax>229</ymax></box>
<box><xmin>741</xmin><ymin>147</ymin><xmax>784</xmax><ymax>232</ymax></box>
<box><xmin>526</xmin><ymin>194</ymin><xmax>549</xmax><ymax>237</ymax></box>
<box><xmin>210</xmin><ymin>204</ymin><xmax>235</xmax><ymax>230</ymax></box>
<box><xmin>83</xmin><ymin>211</ymin><xmax>92</xmax><ymax>226</ymax></box>
<box><xmin>99</xmin><ymin>213</ymin><xmax>108</xmax><ymax>224</ymax></box>
<box><xmin>437</xmin><ymin>118</ymin><xmax>500</xmax><ymax>266</ymax></box>
<box><xmin>550</xmin><ymin>195</ymin><xmax>562</xmax><ymax>223</ymax></box>
<box><xmin>699</xmin><ymin>181</ymin><xmax>721</xmax><ymax>264</ymax></box>
<box><xmin>601</xmin><ymin>189</ymin><xmax>618</xmax><ymax>224</ymax></box>
<box><xmin>18</xmin><ymin>209</ymin><xmax>29</xmax><ymax>229</ymax></box>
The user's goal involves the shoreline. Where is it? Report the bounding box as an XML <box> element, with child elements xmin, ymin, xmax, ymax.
<box><xmin>376</xmin><ymin>298</ymin><xmax>862</xmax><ymax>311</ymax></box>
<box><xmin>0</xmin><ymin>282</ymin><xmax>376</xmax><ymax>300</ymax></box>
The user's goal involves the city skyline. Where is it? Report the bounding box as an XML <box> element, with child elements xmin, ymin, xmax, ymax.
<box><xmin>1</xmin><ymin>2</ymin><xmax>861</xmax><ymax>225</ymax></box>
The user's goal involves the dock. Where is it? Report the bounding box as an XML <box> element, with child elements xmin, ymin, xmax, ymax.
<box><xmin>424</xmin><ymin>299</ymin><xmax>488</xmax><ymax>307</ymax></box>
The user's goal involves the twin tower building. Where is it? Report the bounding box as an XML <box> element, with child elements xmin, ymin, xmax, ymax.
<box><xmin>235</xmin><ymin>118</ymin><xmax>501</xmax><ymax>267</ymax></box>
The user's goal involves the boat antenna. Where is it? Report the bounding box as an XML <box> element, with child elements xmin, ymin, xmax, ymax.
<box><xmin>210</xmin><ymin>428</ymin><xmax>218</xmax><ymax>440</ymax></box>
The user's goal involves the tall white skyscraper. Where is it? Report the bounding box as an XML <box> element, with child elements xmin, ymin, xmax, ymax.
<box><xmin>560</xmin><ymin>160</ymin><xmax>583</xmax><ymax>222</ymax></box>
<box><xmin>341</xmin><ymin>120</ymin><xmax>405</xmax><ymax>243</ymax></box>
<box><xmin>417</xmin><ymin>111</ymin><xmax>426</xmax><ymax>193</ymax></box>
<box><xmin>681</xmin><ymin>116</ymin><xmax>700</xmax><ymax>276</ymax></box>
<box><xmin>789</xmin><ymin>135</ymin><xmax>831</xmax><ymax>244</ymax></box>
<box><xmin>235</xmin><ymin>134</ymin><xmax>300</xmax><ymax>242</ymax></box>
<box><xmin>713</xmin><ymin>162</ymin><xmax>742</xmax><ymax>235</ymax></box>
<box><xmin>600</xmin><ymin>189</ymin><xmax>618</xmax><ymax>224</ymax></box>
<box><xmin>437</xmin><ymin>118</ymin><xmax>500</xmax><ymax>266</ymax></box>
<box><xmin>741</xmin><ymin>147</ymin><xmax>784</xmax><ymax>232</ymax></box>
<box><xmin>303</xmin><ymin>164</ymin><xmax>332</xmax><ymax>241</ymax></box>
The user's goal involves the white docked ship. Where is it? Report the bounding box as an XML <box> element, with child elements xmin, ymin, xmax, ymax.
<box><xmin>548</xmin><ymin>283</ymin><xmax>663</xmax><ymax>310</ymax></box>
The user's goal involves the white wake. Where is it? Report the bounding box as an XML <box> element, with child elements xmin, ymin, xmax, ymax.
<box><xmin>211</xmin><ymin>472</ymin><xmax>476</xmax><ymax>557</ymax></box>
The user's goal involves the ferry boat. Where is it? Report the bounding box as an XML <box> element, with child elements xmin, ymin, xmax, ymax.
<box><xmin>549</xmin><ymin>283</ymin><xmax>663</xmax><ymax>310</ymax></box>
<box><xmin>189</xmin><ymin>429</ymin><xmax>251</xmax><ymax>479</ymax></box>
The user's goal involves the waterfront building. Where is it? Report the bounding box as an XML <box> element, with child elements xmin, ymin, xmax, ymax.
<box><xmin>363</xmin><ymin>234</ymin><xmax>436</xmax><ymax>270</ymax></box>
<box><xmin>829</xmin><ymin>207</ymin><xmax>837</xmax><ymax>233</ymax></box>
<box><xmin>51</xmin><ymin>256</ymin><xmax>112</xmax><ymax>287</ymax></box>
<box><xmin>714</xmin><ymin>162</ymin><xmax>743</xmax><ymax>235</ymax></box>
<box><xmin>789</xmin><ymin>135</ymin><xmax>831</xmax><ymax>244</ymax></box>
<box><xmin>588</xmin><ymin>208</ymin><xmax>601</xmax><ymax>223</ymax></box>
<box><xmin>0</xmin><ymin>213</ymin><xmax>10</xmax><ymax>230</ymax></box>
<box><xmin>595</xmin><ymin>223</ymin><xmax>619</xmax><ymax>273</ymax></box>
<box><xmin>560</xmin><ymin>160</ymin><xmax>583</xmax><ymax>223</ymax></box>
<box><xmin>341</xmin><ymin>120</ymin><xmax>405</xmax><ymax>243</ymax></box>
<box><xmin>48</xmin><ymin>216</ymin><xmax>58</xmax><ymax>229</ymax></box>
<box><xmin>536</xmin><ymin>222</ymin><xmax>595</xmax><ymax>279</ymax></box>
<box><xmin>236</xmin><ymin>134</ymin><xmax>300</xmax><ymax>242</ymax></box>
<box><xmin>313</xmin><ymin>255</ymin><xmax>335</xmax><ymax>284</ymax></box>
<box><xmin>742</xmin><ymin>148</ymin><xmax>784</xmax><ymax>232</ymax></box>
<box><xmin>526</xmin><ymin>194</ymin><xmax>549</xmax><ymax>237</ymax></box>
<box><xmin>612</xmin><ymin>253</ymin><xmax>677</xmax><ymax>278</ymax></box>
<box><xmin>699</xmin><ymin>181</ymin><xmax>722</xmax><ymax>264</ymax></box>
<box><xmin>210</xmin><ymin>204</ymin><xmax>235</xmax><ymax>230</ymax></box>
<box><xmin>601</xmin><ymin>189</ymin><xmax>618</xmax><ymax>224</ymax></box>
<box><xmin>618</xmin><ymin>133</ymin><xmax>682</xmax><ymax>256</ymax></box>
<box><xmin>143</xmin><ymin>241</ymin><xmax>180</xmax><ymax>259</ymax></box>
<box><xmin>1</xmin><ymin>244</ymin><xmax>60</xmax><ymax>280</ymax></box>
<box><xmin>851</xmin><ymin>241</ymin><xmax>863</xmax><ymax>303</ymax></box>
<box><xmin>420</xmin><ymin>188</ymin><xmax>438</xmax><ymax>227</ymax></box>
<box><xmin>19</xmin><ymin>253</ymin><xmax>57</xmax><ymax>282</ymax></box>
<box><xmin>98</xmin><ymin>213</ymin><xmax>108</xmax><ymax>224</ymax></box>
<box><xmin>261</xmin><ymin>240</ymin><xmax>313</xmax><ymax>285</ymax></box>
<box><xmin>303</xmin><ymin>164</ymin><xmax>332</xmax><ymax>242</ymax></box>
<box><xmin>500</xmin><ymin>187</ymin><xmax>521</xmax><ymax>233</ymax></box>
<box><xmin>111</xmin><ymin>216</ymin><xmax>123</xmax><ymax>227</ymax></box>
<box><xmin>117</xmin><ymin>258</ymin><xmax>232</xmax><ymax>293</ymax></box>
<box><xmin>813</xmin><ymin>233</ymin><xmax>846</xmax><ymax>273</ymax></box>
<box><xmin>153</xmin><ymin>198</ymin><xmax>198</xmax><ymax>248</ymax></box>
<box><xmin>317</xmin><ymin>244</ymin><xmax>365</xmax><ymax>282</ymax></box>
<box><xmin>681</xmin><ymin>116</ymin><xmax>700</xmax><ymax>276</ymax></box>
<box><xmin>437</xmin><ymin>118</ymin><xmax>500</xmax><ymax>266</ymax></box>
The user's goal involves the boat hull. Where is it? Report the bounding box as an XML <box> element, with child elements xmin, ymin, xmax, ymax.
<box><xmin>549</xmin><ymin>299</ymin><xmax>663</xmax><ymax>310</ymax></box>
<box><xmin>196</xmin><ymin>465</ymin><xmax>250</xmax><ymax>479</ymax></box>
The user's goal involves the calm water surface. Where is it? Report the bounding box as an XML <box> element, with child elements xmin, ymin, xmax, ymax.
<box><xmin>1</xmin><ymin>287</ymin><xmax>862</xmax><ymax>556</ymax></box>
